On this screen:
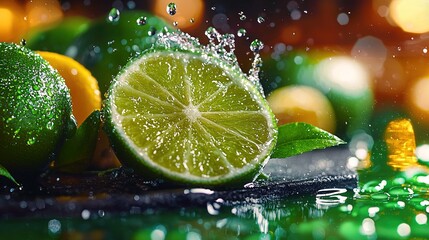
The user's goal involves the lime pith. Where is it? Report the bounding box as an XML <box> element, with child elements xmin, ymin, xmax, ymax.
<box><xmin>105</xmin><ymin>50</ymin><xmax>277</xmax><ymax>186</ymax></box>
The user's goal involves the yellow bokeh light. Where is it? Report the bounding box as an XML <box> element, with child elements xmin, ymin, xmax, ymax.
<box><xmin>0</xmin><ymin>9</ymin><xmax>13</xmax><ymax>40</ymax></box>
<box><xmin>153</xmin><ymin>0</ymin><xmax>204</xmax><ymax>30</ymax></box>
<box><xmin>314</xmin><ymin>56</ymin><xmax>371</xmax><ymax>96</ymax></box>
<box><xmin>390</xmin><ymin>0</ymin><xmax>429</xmax><ymax>33</ymax></box>
<box><xmin>384</xmin><ymin>119</ymin><xmax>418</xmax><ymax>171</ymax></box>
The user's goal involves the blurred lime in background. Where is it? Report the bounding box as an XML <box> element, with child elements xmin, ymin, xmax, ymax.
<box><xmin>65</xmin><ymin>10</ymin><xmax>172</xmax><ymax>96</ymax></box>
<box><xmin>25</xmin><ymin>17</ymin><xmax>90</xmax><ymax>54</ymax></box>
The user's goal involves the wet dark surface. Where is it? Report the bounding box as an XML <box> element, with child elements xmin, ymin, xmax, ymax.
<box><xmin>0</xmin><ymin>147</ymin><xmax>356</xmax><ymax>218</ymax></box>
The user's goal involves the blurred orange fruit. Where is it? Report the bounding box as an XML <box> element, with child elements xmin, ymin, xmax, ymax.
<box><xmin>267</xmin><ymin>85</ymin><xmax>336</xmax><ymax>133</ymax></box>
<box><xmin>0</xmin><ymin>1</ymin><xmax>28</xmax><ymax>42</ymax></box>
<box><xmin>37</xmin><ymin>51</ymin><xmax>101</xmax><ymax>126</ymax></box>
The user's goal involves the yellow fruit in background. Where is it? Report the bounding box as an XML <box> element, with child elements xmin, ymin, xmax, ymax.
<box><xmin>267</xmin><ymin>85</ymin><xmax>336</xmax><ymax>133</ymax></box>
<box><xmin>37</xmin><ymin>51</ymin><xmax>101</xmax><ymax>126</ymax></box>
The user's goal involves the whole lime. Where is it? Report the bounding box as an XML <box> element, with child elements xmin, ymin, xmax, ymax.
<box><xmin>0</xmin><ymin>43</ymin><xmax>74</xmax><ymax>173</ymax></box>
<box><xmin>66</xmin><ymin>11</ymin><xmax>171</xmax><ymax>96</ymax></box>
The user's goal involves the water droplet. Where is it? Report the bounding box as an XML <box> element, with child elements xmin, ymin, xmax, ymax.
<box><xmin>98</xmin><ymin>210</ymin><xmax>105</xmax><ymax>217</ymax></box>
<box><xmin>190</xmin><ymin>18</ymin><xmax>195</xmax><ymax>23</ymax></box>
<box><xmin>257</xmin><ymin>16</ymin><xmax>265</xmax><ymax>23</ymax></box>
<box><xmin>136</xmin><ymin>16</ymin><xmax>147</xmax><ymax>26</ymax></box>
<box><xmin>370</xmin><ymin>192</ymin><xmax>390</xmax><ymax>200</ymax></box>
<box><xmin>237</xmin><ymin>28</ymin><xmax>246</xmax><ymax>37</ymax></box>
<box><xmin>108</xmin><ymin>8</ymin><xmax>120</xmax><ymax>22</ymax></box>
<box><xmin>423</xmin><ymin>47</ymin><xmax>428</xmax><ymax>54</ymax></box>
<box><xmin>211</xmin><ymin>6</ymin><xmax>216</xmax><ymax>11</ymax></box>
<box><xmin>166</xmin><ymin>2</ymin><xmax>177</xmax><ymax>16</ymax></box>
<box><xmin>20</xmin><ymin>39</ymin><xmax>26</xmax><ymax>46</ymax></box>
<box><xmin>250</xmin><ymin>39</ymin><xmax>264</xmax><ymax>52</ymax></box>
<box><xmin>148</xmin><ymin>27</ymin><xmax>157</xmax><ymax>36</ymax></box>
<box><xmin>27</xmin><ymin>137</ymin><xmax>36</xmax><ymax>146</ymax></box>
<box><xmin>173</xmin><ymin>21</ymin><xmax>178</xmax><ymax>27</ymax></box>
<box><xmin>240</xmin><ymin>15</ymin><xmax>247</xmax><ymax>21</ymax></box>
<box><xmin>388</xmin><ymin>186</ymin><xmax>414</xmax><ymax>198</ymax></box>
<box><xmin>46</xmin><ymin>121</ymin><xmax>54</xmax><ymax>130</ymax></box>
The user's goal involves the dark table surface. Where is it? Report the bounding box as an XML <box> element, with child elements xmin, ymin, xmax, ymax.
<box><xmin>0</xmin><ymin>147</ymin><xmax>357</xmax><ymax>218</ymax></box>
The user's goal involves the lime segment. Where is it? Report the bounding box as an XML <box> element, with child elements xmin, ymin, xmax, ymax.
<box><xmin>105</xmin><ymin>50</ymin><xmax>277</xmax><ymax>186</ymax></box>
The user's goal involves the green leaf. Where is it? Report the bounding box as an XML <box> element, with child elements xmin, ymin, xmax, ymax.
<box><xmin>0</xmin><ymin>164</ymin><xmax>19</xmax><ymax>185</ymax></box>
<box><xmin>55</xmin><ymin>110</ymin><xmax>101</xmax><ymax>173</ymax></box>
<box><xmin>271</xmin><ymin>122</ymin><xmax>346</xmax><ymax>158</ymax></box>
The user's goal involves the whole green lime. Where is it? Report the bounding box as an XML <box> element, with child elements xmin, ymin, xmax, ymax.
<box><xmin>66</xmin><ymin>11</ymin><xmax>171</xmax><ymax>96</ymax></box>
<box><xmin>25</xmin><ymin>17</ymin><xmax>90</xmax><ymax>54</ymax></box>
<box><xmin>0</xmin><ymin>43</ymin><xmax>74</xmax><ymax>173</ymax></box>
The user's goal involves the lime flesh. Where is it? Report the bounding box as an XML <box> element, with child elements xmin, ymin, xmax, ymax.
<box><xmin>105</xmin><ymin>50</ymin><xmax>277</xmax><ymax>186</ymax></box>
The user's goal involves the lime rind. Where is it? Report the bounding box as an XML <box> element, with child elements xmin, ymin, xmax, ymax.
<box><xmin>105</xmin><ymin>49</ymin><xmax>277</xmax><ymax>186</ymax></box>
<box><xmin>0</xmin><ymin>43</ymin><xmax>74</xmax><ymax>173</ymax></box>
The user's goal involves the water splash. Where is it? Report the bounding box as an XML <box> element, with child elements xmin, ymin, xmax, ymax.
<box><xmin>248</xmin><ymin>39</ymin><xmax>265</xmax><ymax>95</ymax></box>
<box><xmin>257</xmin><ymin>17</ymin><xmax>265</xmax><ymax>24</ymax></box>
<box><xmin>238</xmin><ymin>11</ymin><xmax>246</xmax><ymax>21</ymax></box>
<box><xmin>155</xmin><ymin>28</ymin><xmax>265</xmax><ymax>96</ymax></box>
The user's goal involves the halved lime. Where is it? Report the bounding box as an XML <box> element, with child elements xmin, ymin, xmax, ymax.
<box><xmin>104</xmin><ymin>49</ymin><xmax>277</xmax><ymax>186</ymax></box>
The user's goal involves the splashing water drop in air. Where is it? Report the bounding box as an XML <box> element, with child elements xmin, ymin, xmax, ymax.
<box><xmin>108</xmin><ymin>8</ymin><xmax>120</xmax><ymax>22</ymax></box>
<box><xmin>136</xmin><ymin>16</ymin><xmax>147</xmax><ymax>26</ymax></box>
<box><xmin>257</xmin><ymin>16</ymin><xmax>265</xmax><ymax>23</ymax></box>
<box><xmin>237</xmin><ymin>11</ymin><xmax>248</xmax><ymax>21</ymax></box>
<box><xmin>250</xmin><ymin>39</ymin><xmax>264</xmax><ymax>52</ymax></box>
<box><xmin>167</xmin><ymin>2</ymin><xmax>177</xmax><ymax>16</ymax></box>
<box><xmin>237</xmin><ymin>29</ymin><xmax>246</xmax><ymax>37</ymax></box>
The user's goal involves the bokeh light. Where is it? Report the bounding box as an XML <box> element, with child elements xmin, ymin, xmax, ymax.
<box><xmin>406</xmin><ymin>77</ymin><xmax>429</xmax><ymax>128</ymax></box>
<box><xmin>390</xmin><ymin>0</ymin><xmax>429</xmax><ymax>33</ymax></box>
<box><xmin>0</xmin><ymin>1</ymin><xmax>28</xmax><ymax>42</ymax></box>
<box><xmin>314</xmin><ymin>56</ymin><xmax>371</xmax><ymax>96</ymax></box>
<box><xmin>25</xmin><ymin>0</ymin><xmax>63</xmax><ymax>29</ymax></box>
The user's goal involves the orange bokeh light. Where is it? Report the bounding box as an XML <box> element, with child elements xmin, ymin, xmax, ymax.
<box><xmin>25</xmin><ymin>0</ymin><xmax>63</xmax><ymax>28</ymax></box>
<box><xmin>0</xmin><ymin>1</ymin><xmax>28</xmax><ymax>43</ymax></box>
